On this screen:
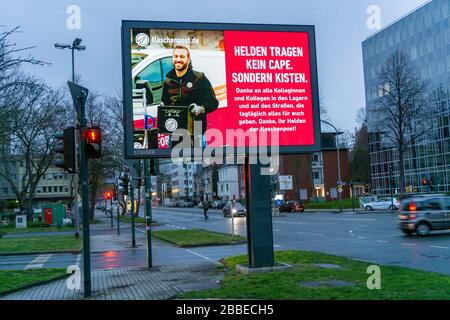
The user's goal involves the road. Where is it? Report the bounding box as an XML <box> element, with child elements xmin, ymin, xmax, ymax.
<box><xmin>1</xmin><ymin>207</ymin><xmax>450</xmax><ymax>276</ymax></box>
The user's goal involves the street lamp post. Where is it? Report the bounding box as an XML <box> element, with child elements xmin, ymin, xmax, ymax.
<box><xmin>321</xmin><ymin>120</ymin><xmax>344</xmax><ymax>213</ymax></box>
<box><xmin>54</xmin><ymin>38</ymin><xmax>86</xmax><ymax>238</ymax></box>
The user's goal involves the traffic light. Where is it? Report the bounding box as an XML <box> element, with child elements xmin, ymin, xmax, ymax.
<box><xmin>53</xmin><ymin>127</ymin><xmax>76</xmax><ymax>173</ymax></box>
<box><xmin>105</xmin><ymin>192</ymin><xmax>112</xmax><ymax>200</ymax></box>
<box><xmin>422</xmin><ymin>178</ymin><xmax>428</xmax><ymax>186</ymax></box>
<box><xmin>83</xmin><ymin>127</ymin><xmax>102</xmax><ymax>159</ymax></box>
<box><xmin>118</xmin><ymin>170</ymin><xmax>130</xmax><ymax>196</ymax></box>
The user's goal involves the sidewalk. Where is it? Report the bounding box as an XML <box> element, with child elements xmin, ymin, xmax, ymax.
<box><xmin>1</xmin><ymin>211</ymin><xmax>225</xmax><ymax>300</ymax></box>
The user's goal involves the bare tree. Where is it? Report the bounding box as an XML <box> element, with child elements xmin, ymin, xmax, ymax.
<box><xmin>350</xmin><ymin>107</ymin><xmax>370</xmax><ymax>183</ymax></box>
<box><xmin>0</xmin><ymin>77</ymin><xmax>69</xmax><ymax>217</ymax></box>
<box><xmin>372</xmin><ymin>51</ymin><xmax>428</xmax><ymax>194</ymax></box>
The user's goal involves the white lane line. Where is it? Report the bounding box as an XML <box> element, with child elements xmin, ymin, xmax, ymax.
<box><xmin>376</xmin><ymin>240</ymin><xmax>388</xmax><ymax>243</ymax></box>
<box><xmin>298</xmin><ymin>232</ymin><xmax>324</xmax><ymax>237</ymax></box>
<box><xmin>401</xmin><ymin>243</ymin><xmax>417</xmax><ymax>247</ymax></box>
<box><xmin>24</xmin><ymin>254</ymin><xmax>53</xmax><ymax>270</ymax></box>
<box><xmin>358</xmin><ymin>236</ymin><xmax>367</xmax><ymax>240</ymax></box>
<box><xmin>75</xmin><ymin>254</ymin><xmax>81</xmax><ymax>266</ymax></box>
<box><xmin>274</xmin><ymin>244</ymin><xmax>282</xmax><ymax>248</ymax></box>
<box><xmin>185</xmin><ymin>249</ymin><xmax>221</xmax><ymax>265</ymax></box>
<box><xmin>430</xmin><ymin>246</ymin><xmax>449</xmax><ymax>249</ymax></box>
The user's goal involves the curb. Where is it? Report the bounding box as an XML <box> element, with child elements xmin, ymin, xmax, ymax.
<box><xmin>0</xmin><ymin>250</ymin><xmax>81</xmax><ymax>257</ymax></box>
<box><xmin>0</xmin><ymin>273</ymin><xmax>71</xmax><ymax>298</ymax></box>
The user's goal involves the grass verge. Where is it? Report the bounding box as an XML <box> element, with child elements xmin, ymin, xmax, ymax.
<box><xmin>0</xmin><ymin>224</ymin><xmax>75</xmax><ymax>235</ymax></box>
<box><xmin>0</xmin><ymin>269</ymin><xmax>67</xmax><ymax>295</ymax></box>
<box><xmin>152</xmin><ymin>229</ymin><xmax>246</xmax><ymax>247</ymax></box>
<box><xmin>0</xmin><ymin>235</ymin><xmax>82</xmax><ymax>254</ymax></box>
<box><xmin>304</xmin><ymin>198</ymin><xmax>360</xmax><ymax>209</ymax></box>
<box><xmin>179</xmin><ymin>250</ymin><xmax>450</xmax><ymax>300</ymax></box>
<box><xmin>119</xmin><ymin>215</ymin><xmax>156</xmax><ymax>224</ymax></box>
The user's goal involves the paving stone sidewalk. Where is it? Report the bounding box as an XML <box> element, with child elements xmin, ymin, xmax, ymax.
<box><xmin>1</xmin><ymin>263</ymin><xmax>224</xmax><ymax>300</ymax></box>
<box><xmin>1</xmin><ymin>211</ymin><xmax>225</xmax><ymax>300</ymax></box>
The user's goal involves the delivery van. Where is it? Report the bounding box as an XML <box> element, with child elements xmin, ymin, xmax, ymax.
<box><xmin>131</xmin><ymin>48</ymin><xmax>227</xmax><ymax>132</ymax></box>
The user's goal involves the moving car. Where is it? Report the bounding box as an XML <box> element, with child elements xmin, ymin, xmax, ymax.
<box><xmin>398</xmin><ymin>194</ymin><xmax>450</xmax><ymax>236</ymax></box>
<box><xmin>364</xmin><ymin>197</ymin><xmax>399</xmax><ymax>211</ymax></box>
<box><xmin>279</xmin><ymin>201</ymin><xmax>304</xmax><ymax>213</ymax></box>
<box><xmin>223</xmin><ymin>202</ymin><xmax>247</xmax><ymax>217</ymax></box>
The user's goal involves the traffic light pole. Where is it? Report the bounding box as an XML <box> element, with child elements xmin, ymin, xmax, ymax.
<box><xmin>110</xmin><ymin>198</ymin><xmax>113</xmax><ymax>229</ymax></box>
<box><xmin>130</xmin><ymin>185</ymin><xmax>136</xmax><ymax>248</ymax></box>
<box><xmin>78</xmin><ymin>91</ymin><xmax>91</xmax><ymax>298</ymax></box>
<box><xmin>117</xmin><ymin>201</ymin><xmax>120</xmax><ymax>236</ymax></box>
<box><xmin>144</xmin><ymin>159</ymin><xmax>153</xmax><ymax>268</ymax></box>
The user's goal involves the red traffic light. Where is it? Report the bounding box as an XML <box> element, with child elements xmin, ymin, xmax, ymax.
<box><xmin>422</xmin><ymin>178</ymin><xmax>428</xmax><ymax>186</ymax></box>
<box><xmin>105</xmin><ymin>192</ymin><xmax>112</xmax><ymax>200</ymax></box>
<box><xmin>84</xmin><ymin>127</ymin><xmax>101</xmax><ymax>143</ymax></box>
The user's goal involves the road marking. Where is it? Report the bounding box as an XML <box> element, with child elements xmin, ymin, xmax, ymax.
<box><xmin>24</xmin><ymin>254</ymin><xmax>52</xmax><ymax>270</ymax></box>
<box><xmin>358</xmin><ymin>236</ymin><xmax>367</xmax><ymax>240</ymax></box>
<box><xmin>376</xmin><ymin>240</ymin><xmax>388</xmax><ymax>243</ymax></box>
<box><xmin>274</xmin><ymin>244</ymin><xmax>282</xmax><ymax>248</ymax></box>
<box><xmin>401</xmin><ymin>243</ymin><xmax>417</xmax><ymax>247</ymax></box>
<box><xmin>430</xmin><ymin>246</ymin><xmax>449</xmax><ymax>249</ymax></box>
<box><xmin>297</xmin><ymin>232</ymin><xmax>324</xmax><ymax>237</ymax></box>
<box><xmin>185</xmin><ymin>249</ymin><xmax>221</xmax><ymax>265</ymax></box>
<box><xmin>75</xmin><ymin>254</ymin><xmax>81</xmax><ymax>266</ymax></box>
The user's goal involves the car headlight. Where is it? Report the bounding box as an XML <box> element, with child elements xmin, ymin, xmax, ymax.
<box><xmin>232</xmin><ymin>209</ymin><xmax>237</xmax><ymax>213</ymax></box>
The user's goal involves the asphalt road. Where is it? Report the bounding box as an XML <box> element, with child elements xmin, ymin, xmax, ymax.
<box><xmin>1</xmin><ymin>207</ymin><xmax>450</xmax><ymax>276</ymax></box>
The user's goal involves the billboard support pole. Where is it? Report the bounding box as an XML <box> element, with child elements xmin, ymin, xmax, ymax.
<box><xmin>130</xmin><ymin>185</ymin><xmax>136</xmax><ymax>248</ymax></box>
<box><xmin>244</xmin><ymin>156</ymin><xmax>274</xmax><ymax>268</ymax></box>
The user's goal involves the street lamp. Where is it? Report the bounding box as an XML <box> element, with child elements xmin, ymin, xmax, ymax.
<box><xmin>321</xmin><ymin>120</ymin><xmax>344</xmax><ymax>213</ymax></box>
<box><xmin>54</xmin><ymin>38</ymin><xmax>86</xmax><ymax>238</ymax></box>
<box><xmin>54</xmin><ymin>38</ymin><xmax>86</xmax><ymax>83</ymax></box>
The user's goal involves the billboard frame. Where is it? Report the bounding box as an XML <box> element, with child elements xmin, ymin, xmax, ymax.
<box><xmin>121</xmin><ymin>20</ymin><xmax>322</xmax><ymax>159</ymax></box>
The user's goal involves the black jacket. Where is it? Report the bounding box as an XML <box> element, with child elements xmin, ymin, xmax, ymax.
<box><xmin>162</xmin><ymin>65</ymin><xmax>219</xmax><ymax>133</ymax></box>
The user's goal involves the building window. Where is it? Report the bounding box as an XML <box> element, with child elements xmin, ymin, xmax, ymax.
<box><xmin>43</xmin><ymin>187</ymin><xmax>47</xmax><ymax>193</ymax></box>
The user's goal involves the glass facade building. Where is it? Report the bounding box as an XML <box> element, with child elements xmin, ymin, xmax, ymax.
<box><xmin>362</xmin><ymin>0</ymin><xmax>450</xmax><ymax>194</ymax></box>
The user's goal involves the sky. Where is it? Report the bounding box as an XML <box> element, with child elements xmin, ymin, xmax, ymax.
<box><xmin>0</xmin><ymin>0</ymin><xmax>429</xmax><ymax>132</ymax></box>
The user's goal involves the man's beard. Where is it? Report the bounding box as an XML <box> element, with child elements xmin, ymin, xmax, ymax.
<box><xmin>175</xmin><ymin>62</ymin><xmax>188</xmax><ymax>71</ymax></box>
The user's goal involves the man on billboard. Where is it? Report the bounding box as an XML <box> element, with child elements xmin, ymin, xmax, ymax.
<box><xmin>161</xmin><ymin>45</ymin><xmax>219</xmax><ymax>135</ymax></box>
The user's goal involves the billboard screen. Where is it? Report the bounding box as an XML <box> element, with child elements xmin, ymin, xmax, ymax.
<box><xmin>122</xmin><ymin>21</ymin><xmax>321</xmax><ymax>158</ymax></box>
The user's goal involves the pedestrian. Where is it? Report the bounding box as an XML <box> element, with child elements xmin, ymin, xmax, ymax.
<box><xmin>203</xmin><ymin>201</ymin><xmax>210</xmax><ymax>220</ymax></box>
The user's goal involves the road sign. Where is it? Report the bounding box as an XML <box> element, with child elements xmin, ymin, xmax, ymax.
<box><xmin>338</xmin><ymin>186</ymin><xmax>343</xmax><ymax>193</ymax></box>
<box><xmin>279</xmin><ymin>176</ymin><xmax>293</xmax><ymax>190</ymax></box>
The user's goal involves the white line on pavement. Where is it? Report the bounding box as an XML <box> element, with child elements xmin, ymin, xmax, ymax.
<box><xmin>24</xmin><ymin>254</ymin><xmax>53</xmax><ymax>270</ymax></box>
<box><xmin>297</xmin><ymin>232</ymin><xmax>324</xmax><ymax>237</ymax></box>
<box><xmin>358</xmin><ymin>236</ymin><xmax>367</xmax><ymax>240</ymax></box>
<box><xmin>274</xmin><ymin>244</ymin><xmax>282</xmax><ymax>248</ymax></box>
<box><xmin>430</xmin><ymin>246</ymin><xmax>449</xmax><ymax>249</ymax></box>
<box><xmin>185</xmin><ymin>249</ymin><xmax>221</xmax><ymax>265</ymax></box>
<box><xmin>401</xmin><ymin>243</ymin><xmax>417</xmax><ymax>246</ymax></box>
<box><xmin>376</xmin><ymin>240</ymin><xmax>388</xmax><ymax>243</ymax></box>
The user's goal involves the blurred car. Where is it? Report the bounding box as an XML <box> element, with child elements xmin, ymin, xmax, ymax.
<box><xmin>223</xmin><ymin>202</ymin><xmax>247</xmax><ymax>217</ymax></box>
<box><xmin>213</xmin><ymin>200</ymin><xmax>227</xmax><ymax>209</ymax></box>
<box><xmin>364</xmin><ymin>197</ymin><xmax>399</xmax><ymax>211</ymax></box>
<box><xmin>398</xmin><ymin>194</ymin><xmax>450</xmax><ymax>236</ymax></box>
<box><xmin>182</xmin><ymin>201</ymin><xmax>194</xmax><ymax>208</ymax></box>
<box><xmin>279</xmin><ymin>201</ymin><xmax>304</xmax><ymax>213</ymax></box>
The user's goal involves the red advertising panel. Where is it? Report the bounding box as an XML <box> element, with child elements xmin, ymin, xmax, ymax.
<box><xmin>122</xmin><ymin>22</ymin><xmax>321</xmax><ymax>158</ymax></box>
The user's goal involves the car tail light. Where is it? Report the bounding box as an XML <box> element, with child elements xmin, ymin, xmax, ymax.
<box><xmin>408</xmin><ymin>202</ymin><xmax>416</xmax><ymax>211</ymax></box>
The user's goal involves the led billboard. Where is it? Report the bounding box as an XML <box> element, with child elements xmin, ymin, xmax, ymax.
<box><xmin>122</xmin><ymin>21</ymin><xmax>321</xmax><ymax>158</ymax></box>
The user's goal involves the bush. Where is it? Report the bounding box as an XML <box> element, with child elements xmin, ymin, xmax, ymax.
<box><xmin>7</xmin><ymin>200</ymin><xmax>20</xmax><ymax>210</ymax></box>
<box><xmin>0</xmin><ymin>200</ymin><xmax>8</xmax><ymax>211</ymax></box>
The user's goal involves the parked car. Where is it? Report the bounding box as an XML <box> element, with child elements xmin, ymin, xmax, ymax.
<box><xmin>279</xmin><ymin>201</ymin><xmax>304</xmax><ymax>213</ymax></box>
<box><xmin>212</xmin><ymin>200</ymin><xmax>227</xmax><ymax>209</ymax></box>
<box><xmin>183</xmin><ymin>201</ymin><xmax>194</xmax><ymax>208</ymax></box>
<box><xmin>223</xmin><ymin>202</ymin><xmax>247</xmax><ymax>217</ymax></box>
<box><xmin>364</xmin><ymin>197</ymin><xmax>400</xmax><ymax>211</ymax></box>
<box><xmin>398</xmin><ymin>194</ymin><xmax>450</xmax><ymax>236</ymax></box>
